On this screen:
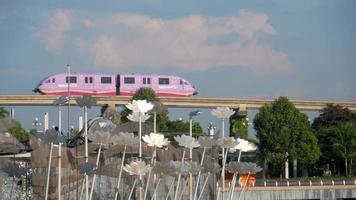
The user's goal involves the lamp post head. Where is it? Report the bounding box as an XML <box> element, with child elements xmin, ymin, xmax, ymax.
<box><xmin>189</xmin><ymin>110</ymin><xmax>201</xmax><ymax>119</ymax></box>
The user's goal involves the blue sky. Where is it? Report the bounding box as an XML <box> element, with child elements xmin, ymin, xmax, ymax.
<box><xmin>0</xmin><ymin>0</ymin><xmax>355</xmax><ymax>133</ymax></box>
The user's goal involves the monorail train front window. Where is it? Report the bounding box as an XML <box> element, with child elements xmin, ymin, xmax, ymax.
<box><xmin>159</xmin><ymin>78</ymin><xmax>169</xmax><ymax>85</ymax></box>
<box><xmin>45</xmin><ymin>79</ymin><xmax>50</xmax><ymax>83</ymax></box>
<box><xmin>124</xmin><ymin>77</ymin><xmax>135</xmax><ymax>84</ymax></box>
<box><xmin>66</xmin><ymin>76</ymin><xmax>77</xmax><ymax>83</ymax></box>
<box><xmin>101</xmin><ymin>77</ymin><xmax>112</xmax><ymax>84</ymax></box>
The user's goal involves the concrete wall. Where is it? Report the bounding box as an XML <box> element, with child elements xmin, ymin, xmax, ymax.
<box><xmin>232</xmin><ymin>187</ymin><xmax>356</xmax><ymax>200</ymax></box>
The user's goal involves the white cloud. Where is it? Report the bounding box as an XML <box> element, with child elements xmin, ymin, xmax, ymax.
<box><xmin>41</xmin><ymin>10</ymin><xmax>71</xmax><ymax>52</ymax></box>
<box><xmin>40</xmin><ymin>10</ymin><xmax>292</xmax><ymax>72</ymax></box>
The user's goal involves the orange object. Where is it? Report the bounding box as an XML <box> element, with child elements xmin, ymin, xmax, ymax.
<box><xmin>240</xmin><ymin>173</ymin><xmax>256</xmax><ymax>187</ymax></box>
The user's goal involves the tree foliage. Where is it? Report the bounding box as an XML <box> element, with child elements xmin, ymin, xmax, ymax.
<box><xmin>166</xmin><ymin>120</ymin><xmax>203</xmax><ymax>134</ymax></box>
<box><xmin>312</xmin><ymin>104</ymin><xmax>356</xmax><ymax>176</ymax></box>
<box><xmin>0</xmin><ymin>107</ymin><xmax>9</xmax><ymax>118</ymax></box>
<box><xmin>0</xmin><ymin>107</ymin><xmax>28</xmax><ymax>142</ymax></box>
<box><xmin>312</xmin><ymin>104</ymin><xmax>356</xmax><ymax>130</ymax></box>
<box><xmin>332</xmin><ymin>122</ymin><xmax>356</xmax><ymax>176</ymax></box>
<box><xmin>253</xmin><ymin>97</ymin><xmax>320</xmax><ymax>177</ymax></box>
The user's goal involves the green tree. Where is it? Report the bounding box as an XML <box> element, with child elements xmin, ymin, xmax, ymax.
<box><xmin>0</xmin><ymin>107</ymin><xmax>9</xmax><ymax>118</ymax></box>
<box><xmin>166</xmin><ymin>120</ymin><xmax>203</xmax><ymax>135</ymax></box>
<box><xmin>253</xmin><ymin>96</ymin><xmax>320</xmax><ymax>177</ymax></box>
<box><xmin>331</xmin><ymin>122</ymin><xmax>356</xmax><ymax>176</ymax></box>
<box><xmin>312</xmin><ymin>104</ymin><xmax>356</xmax><ymax>176</ymax></box>
<box><xmin>9</xmin><ymin>122</ymin><xmax>28</xmax><ymax>142</ymax></box>
<box><xmin>312</xmin><ymin>104</ymin><xmax>356</xmax><ymax>130</ymax></box>
<box><xmin>0</xmin><ymin>107</ymin><xmax>28</xmax><ymax>143</ymax></box>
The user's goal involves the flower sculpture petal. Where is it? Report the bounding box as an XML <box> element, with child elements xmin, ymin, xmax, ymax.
<box><xmin>197</xmin><ymin>136</ymin><xmax>214</xmax><ymax>148</ymax></box>
<box><xmin>112</xmin><ymin>132</ymin><xmax>140</xmax><ymax>147</ymax></box>
<box><xmin>123</xmin><ymin>160</ymin><xmax>152</xmax><ymax>176</ymax></box>
<box><xmin>211</xmin><ymin>107</ymin><xmax>235</xmax><ymax>119</ymax></box>
<box><xmin>226</xmin><ymin>162</ymin><xmax>263</xmax><ymax>174</ymax></box>
<box><xmin>202</xmin><ymin>161</ymin><xmax>221</xmax><ymax>174</ymax></box>
<box><xmin>153</xmin><ymin>161</ymin><xmax>171</xmax><ymax>175</ymax></box>
<box><xmin>229</xmin><ymin>138</ymin><xmax>257</xmax><ymax>153</ymax></box>
<box><xmin>142</xmin><ymin>133</ymin><xmax>170</xmax><ymax>148</ymax></box>
<box><xmin>174</xmin><ymin>135</ymin><xmax>200</xmax><ymax>149</ymax></box>
<box><xmin>167</xmin><ymin>161</ymin><xmax>200</xmax><ymax>176</ymax></box>
<box><xmin>127</xmin><ymin>112</ymin><xmax>151</xmax><ymax>122</ymax></box>
<box><xmin>216</xmin><ymin>137</ymin><xmax>239</xmax><ymax>149</ymax></box>
<box><xmin>126</xmin><ymin>100</ymin><xmax>154</xmax><ymax>114</ymax></box>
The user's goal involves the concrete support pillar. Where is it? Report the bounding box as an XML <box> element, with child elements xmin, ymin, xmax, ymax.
<box><xmin>293</xmin><ymin>159</ymin><xmax>298</xmax><ymax>178</ymax></box>
<box><xmin>285</xmin><ymin>159</ymin><xmax>289</xmax><ymax>179</ymax></box>
<box><xmin>58</xmin><ymin>106</ymin><xmax>62</xmax><ymax>133</ymax></box>
<box><xmin>238</xmin><ymin>104</ymin><xmax>247</xmax><ymax>113</ymax></box>
<box><xmin>44</xmin><ymin>112</ymin><xmax>49</xmax><ymax>132</ymax></box>
<box><xmin>78</xmin><ymin>116</ymin><xmax>83</xmax><ymax>131</ymax></box>
<box><xmin>10</xmin><ymin>108</ymin><xmax>15</xmax><ymax>120</ymax></box>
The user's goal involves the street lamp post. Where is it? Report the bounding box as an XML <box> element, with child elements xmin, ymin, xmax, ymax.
<box><xmin>189</xmin><ymin>110</ymin><xmax>201</xmax><ymax>200</ymax></box>
<box><xmin>32</xmin><ymin>117</ymin><xmax>42</xmax><ymax>133</ymax></box>
<box><xmin>67</xmin><ymin>64</ymin><xmax>71</xmax><ymax>139</ymax></box>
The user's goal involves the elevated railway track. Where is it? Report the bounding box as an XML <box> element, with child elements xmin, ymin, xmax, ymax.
<box><xmin>0</xmin><ymin>95</ymin><xmax>355</xmax><ymax>111</ymax></box>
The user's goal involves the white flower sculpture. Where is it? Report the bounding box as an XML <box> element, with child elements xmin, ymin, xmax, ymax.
<box><xmin>112</xmin><ymin>132</ymin><xmax>139</xmax><ymax>147</ymax></box>
<box><xmin>127</xmin><ymin>112</ymin><xmax>151</xmax><ymax>122</ymax></box>
<box><xmin>211</xmin><ymin>107</ymin><xmax>235</xmax><ymax>119</ymax></box>
<box><xmin>126</xmin><ymin>100</ymin><xmax>154</xmax><ymax>114</ymax></box>
<box><xmin>142</xmin><ymin>133</ymin><xmax>170</xmax><ymax>148</ymax></box>
<box><xmin>123</xmin><ymin>160</ymin><xmax>152</xmax><ymax>176</ymax></box>
<box><xmin>230</xmin><ymin>138</ymin><xmax>257</xmax><ymax>153</ymax></box>
<box><xmin>216</xmin><ymin>137</ymin><xmax>239</xmax><ymax>149</ymax></box>
<box><xmin>174</xmin><ymin>135</ymin><xmax>200</xmax><ymax>149</ymax></box>
<box><xmin>198</xmin><ymin>136</ymin><xmax>215</xmax><ymax>148</ymax></box>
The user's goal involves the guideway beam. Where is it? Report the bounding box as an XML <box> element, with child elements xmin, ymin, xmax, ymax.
<box><xmin>0</xmin><ymin>95</ymin><xmax>355</xmax><ymax>111</ymax></box>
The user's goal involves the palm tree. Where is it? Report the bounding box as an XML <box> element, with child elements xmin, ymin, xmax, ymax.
<box><xmin>332</xmin><ymin>122</ymin><xmax>356</xmax><ymax>176</ymax></box>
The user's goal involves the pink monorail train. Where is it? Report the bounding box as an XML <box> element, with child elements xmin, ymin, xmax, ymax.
<box><xmin>33</xmin><ymin>73</ymin><xmax>197</xmax><ymax>97</ymax></box>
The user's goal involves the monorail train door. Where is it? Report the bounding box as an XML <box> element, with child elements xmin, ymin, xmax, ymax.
<box><xmin>116</xmin><ymin>74</ymin><xmax>120</xmax><ymax>95</ymax></box>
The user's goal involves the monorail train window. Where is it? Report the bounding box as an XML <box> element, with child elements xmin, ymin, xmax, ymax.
<box><xmin>85</xmin><ymin>77</ymin><xmax>93</xmax><ymax>84</ymax></box>
<box><xmin>180</xmin><ymin>80</ymin><xmax>183</xmax><ymax>85</ymax></box>
<box><xmin>52</xmin><ymin>78</ymin><xmax>55</xmax><ymax>83</ymax></box>
<box><xmin>66</xmin><ymin>76</ymin><xmax>77</xmax><ymax>83</ymax></box>
<box><xmin>101</xmin><ymin>77</ymin><xmax>112</xmax><ymax>84</ymax></box>
<box><xmin>147</xmin><ymin>78</ymin><xmax>151</xmax><ymax>84</ymax></box>
<box><xmin>159</xmin><ymin>78</ymin><xmax>169</xmax><ymax>85</ymax></box>
<box><xmin>143</xmin><ymin>78</ymin><xmax>146</xmax><ymax>84</ymax></box>
<box><xmin>124</xmin><ymin>77</ymin><xmax>135</xmax><ymax>84</ymax></box>
<box><xmin>46</xmin><ymin>79</ymin><xmax>50</xmax><ymax>83</ymax></box>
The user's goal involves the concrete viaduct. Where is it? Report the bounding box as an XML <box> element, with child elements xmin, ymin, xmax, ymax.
<box><xmin>0</xmin><ymin>95</ymin><xmax>356</xmax><ymax>111</ymax></box>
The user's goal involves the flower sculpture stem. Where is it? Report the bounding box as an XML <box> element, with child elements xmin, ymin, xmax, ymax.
<box><xmin>144</xmin><ymin>147</ymin><xmax>157</xmax><ymax>200</ymax></box>
<box><xmin>179</xmin><ymin>178</ymin><xmax>189</xmax><ymax>200</ymax></box>
<box><xmin>221</xmin><ymin>148</ymin><xmax>229</xmax><ymax>200</ymax></box>
<box><xmin>84</xmin><ymin>106</ymin><xmax>89</xmax><ymax>200</ymax></box>
<box><xmin>238</xmin><ymin>172</ymin><xmax>250</xmax><ymax>200</ymax></box>
<box><xmin>139</xmin><ymin>113</ymin><xmax>142</xmax><ymax>159</ymax></box>
<box><xmin>151</xmin><ymin>178</ymin><xmax>161</xmax><ymax>200</ymax></box>
<box><xmin>174</xmin><ymin>150</ymin><xmax>186</xmax><ymax>200</ymax></box>
<box><xmin>89</xmin><ymin>144</ymin><xmax>102</xmax><ymax>200</ymax></box>
<box><xmin>197</xmin><ymin>172</ymin><xmax>210</xmax><ymax>200</ymax></box>
<box><xmin>193</xmin><ymin>147</ymin><xmax>206</xmax><ymax>200</ymax></box>
<box><xmin>127</xmin><ymin>178</ymin><xmax>138</xmax><ymax>200</ymax></box>
<box><xmin>229</xmin><ymin>173</ymin><xmax>237</xmax><ymax>200</ymax></box>
<box><xmin>165</xmin><ymin>177</ymin><xmax>176</xmax><ymax>200</ymax></box>
<box><xmin>114</xmin><ymin>144</ymin><xmax>127</xmax><ymax>200</ymax></box>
